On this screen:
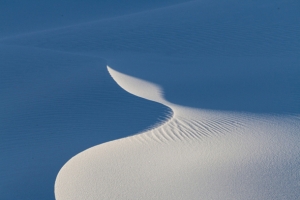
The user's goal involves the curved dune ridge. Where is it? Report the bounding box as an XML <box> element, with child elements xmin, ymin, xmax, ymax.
<box><xmin>0</xmin><ymin>46</ymin><xmax>172</xmax><ymax>200</ymax></box>
<box><xmin>55</xmin><ymin>66</ymin><xmax>300</xmax><ymax>200</ymax></box>
<box><xmin>1</xmin><ymin>0</ymin><xmax>300</xmax><ymax>199</ymax></box>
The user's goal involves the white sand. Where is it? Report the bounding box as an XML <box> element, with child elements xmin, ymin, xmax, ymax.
<box><xmin>54</xmin><ymin>66</ymin><xmax>300</xmax><ymax>200</ymax></box>
<box><xmin>1</xmin><ymin>0</ymin><xmax>299</xmax><ymax>199</ymax></box>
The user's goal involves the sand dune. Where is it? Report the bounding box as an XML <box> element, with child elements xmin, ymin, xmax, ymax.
<box><xmin>0</xmin><ymin>46</ymin><xmax>170</xmax><ymax>199</ymax></box>
<box><xmin>55</xmin><ymin>66</ymin><xmax>300</xmax><ymax>200</ymax></box>
<box><xmin>1</xmin><ymin>0</ymin><xmax>299</xmax><ymax>199</ymax></box>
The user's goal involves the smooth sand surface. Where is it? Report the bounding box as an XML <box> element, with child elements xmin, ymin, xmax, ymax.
<box><xmin>1</xmin><ymin>0</ymin><xmax>299</xmax><ymax>199</ymax></box>
<box><xmin>54</xmin><ymin>66</ymin><xmax>300</xmax><ymax>200</ymax></box>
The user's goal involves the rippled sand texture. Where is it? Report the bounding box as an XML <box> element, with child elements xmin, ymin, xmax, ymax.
<box><xmin>55</xmin><ymin>67</ymin><xmax>300</xmax><ymax>200</ymax></box>
<box><xmin>1</xmin><ymin>0</ymin><xmax>299</xmax><ymax>199</ymax></box>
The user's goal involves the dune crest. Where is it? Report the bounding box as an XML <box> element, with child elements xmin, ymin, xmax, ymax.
<box><xmin>55</xmin><ymin>67</ymin><xmax>300</xmax><ymax>200</ymax></box>
<box><xmin>1</xmin><ymin>0</ymin><xmax>299</xmax><ymax>199</ymax></box>
<box><xmin>107</xmin><ymin>66</ymin><xmax>166</xmax><ymax>105</ymax></box>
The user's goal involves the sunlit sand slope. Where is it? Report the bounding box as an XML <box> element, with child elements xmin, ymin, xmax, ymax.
<box><xmin>0</xmin><ymin>46</ymin><xmax>170</xmax><ymax>200</ymax></box>
<box><xmin>1</xmin><ymin>0</ymin><xmax>299</xmax><ymax>199</ymax></box>
<box><xmin>55</xmin><ymin>67</ymin><xmax>300</xmax><ymax>200</ymax></box>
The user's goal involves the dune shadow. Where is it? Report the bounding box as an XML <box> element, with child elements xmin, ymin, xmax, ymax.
<box><xmin>107</xmin><ymin>54</ymin><xmax>300</xmax><ymax>115</ymax></box>
<box><xmin>0</xmin><ymin>46</ymin><xmax>171</xmax><ymax>200</ymax></box>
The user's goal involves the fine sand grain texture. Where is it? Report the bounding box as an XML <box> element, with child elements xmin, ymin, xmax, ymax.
<box><xmin>0</xmin><ymin>0</ymin><xmax>299</xmax><ymax>199</ymax></box>
<box><xmin>0</xmin><ymin>46</ymin><xmax>170</xmax><ymax>200</ymax></box>
<box><xmin>54</xmin><ymin>66</ymin><xmax>300</xmax><ymax>200</ymax></box>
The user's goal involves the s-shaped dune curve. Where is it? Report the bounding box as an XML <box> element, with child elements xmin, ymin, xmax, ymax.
<box><xmin>55</xmin><ymin>66</ymin><xmax>300</xmax><ymax>200</ymax></box>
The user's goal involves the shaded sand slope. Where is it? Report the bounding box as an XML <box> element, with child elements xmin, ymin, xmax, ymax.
<box><xmin>106</xmin><ymin>54</ymin><xmax>300</xmax><ymax>114</ymax></box>
<box><xmin>2</xmin><ymin>0</ymin><xmax>298</xmax><ymax>117</ymax></box>
<box><xmin>0</xmin><ymin>0</ymin><xmax>190</xmax><ymax>38</ymax></box>
<box><xmin>0</xmin><ymin>0</ymin><xmax>299</xmax><ymax>199</ymax></box>
<box><xmin>0</xmin><ymin>46</ymin><xmax>170</xmax><ymax>200</ymax></box>
<box><xmin>2</xmin><ymin>0</ymin><xmax>300</xmax><ymax>56</ymax></box>
<box><xmin>2</xmin><ymin>0</ymin><xmax>299</xmax><ymax>114</ymax></box>
<box><xmin>55</xmin><ymin>67</ymin><xmax>300</xmax><ymax>200</ymax></box>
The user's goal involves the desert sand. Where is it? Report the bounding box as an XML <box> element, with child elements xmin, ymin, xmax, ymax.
<box><xmin>1</xmin><ymin>0</ymin><xmax>299</xmax><ymax>199</ymax></box>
